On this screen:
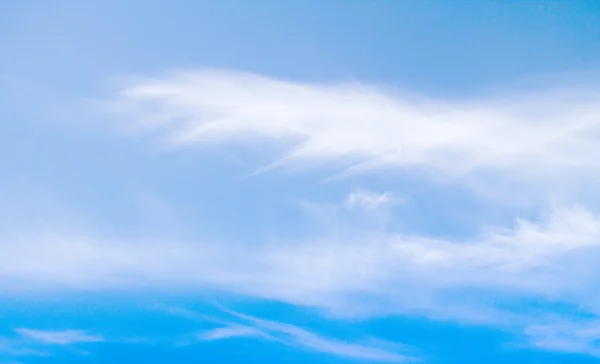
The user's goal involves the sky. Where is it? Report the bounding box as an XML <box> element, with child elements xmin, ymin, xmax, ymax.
<box><xmin>2</xmin><ymin>0</ymin><xmax>600</xmax><ymax>363</ymax></box>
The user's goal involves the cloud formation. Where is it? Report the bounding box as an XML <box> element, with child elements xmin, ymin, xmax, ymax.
<box><xmin>0</xmin><ymin>328</ymin><xmax>101</xmax><ymax>360</ymax></box>
<box><xmin>193</xmin><ymin>309</ymin><xmax>412</xmax><ymax>362</ymax></box>
<box><xmin>15</xmin><ymin>329</ymin><xmax>103</xmax><ymax>345</ymax></box>
<box><xmin>107</xmin><ymin>69</ymin><xmax>600</xmax><ymax>202</ymax></box>
<box><xmin>345</xmin><ymin>190</ymin><xmax>399</xmax><ymax>211</ymax></box>
<box><xmin>198</xmin><ymin>325</ymin><xmax>263</xmax><ymax>341</ymax></box>
<box><xmin>2</xmin><ymin>203</ymin><xmax>599</xmax><ymax>325</ymax></box>
<box><xmin>5</xmin><ymin>68</ymin><xmax>600</xmax><ymax>357</ymax></box>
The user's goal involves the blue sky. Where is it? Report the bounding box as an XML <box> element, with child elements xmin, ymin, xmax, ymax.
<box><xmin>2</xmin><ymin>1</ymin><xmax>600</xmax><ymax>363</ymax></box>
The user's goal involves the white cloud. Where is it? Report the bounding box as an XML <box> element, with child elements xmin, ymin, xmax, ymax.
<box><xmin>197</xmin><ymin>325</ymin><xmax>263</xmax><ymax>341</ymax></box>
<box><xmin>233</xmin><ymin>311</ymin><xmax>412</xmax><ymax>362</ymax></box>
<box><xmin>2</xmin><ymin>205</ymin><xmax>600</xmax><ymax>326</ymax></box>
<box><xmin>105</xmin><ymin>69</ymin><xmax>600</xmax><ymax>202</ymax></box>
<box><xmin>345</xmin><ymin>190</ymin><xmax>399</xmax><ymax>211</ymax></box>
<box><xmin>16</xmin><ymin>329</ymin><xmax>103</xmax><ymax>345</ymax></box>
<box><xmin>2</xmin><ymin>188</ymin><xmax>600</xmax><ymax>357</ymax></box>
<box><xmin>0</xmin><ymin>329</ymin><xmax>98</xmax><ymax>359</ymax></box>
<box><xmin>89</xmin><ymin>69</ymin><xmax>600</xmax><ymax>324</ymax></box>
<box><xmin>192</xmin><ymin>310</ymin><xmax>411</xmax><ymax>362</ymax></box>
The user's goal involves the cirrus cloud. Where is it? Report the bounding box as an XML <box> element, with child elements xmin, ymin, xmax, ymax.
<box><xmin>104</xmin><ymin>68</ymin><xmax>600</xmax><ymax>204</ymax></box>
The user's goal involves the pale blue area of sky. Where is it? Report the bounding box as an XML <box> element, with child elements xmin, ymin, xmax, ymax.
<box><xmin>1</xmin><ymin>1</ymin><xmax>600</xmax><ymax>363</ymax></box>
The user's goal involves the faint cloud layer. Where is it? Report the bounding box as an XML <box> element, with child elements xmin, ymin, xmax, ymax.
<box><xmin>2</xmin><ymin>204</ymin><xmax>600</xmax><ymax>332</ymax></box>
<box><xmin>523</xmin><ymin>320</ymin><xmax>600</xmax><ymax>356</ymax></box>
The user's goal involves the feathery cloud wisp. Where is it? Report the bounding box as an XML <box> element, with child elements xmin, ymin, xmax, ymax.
<box><xmin>106</xmin><ymin>69</ymin><xmax>600</xmax><ymax>201</ymax></box>
<box><xmin>194</xmin><ymin>310</ymin><xmax>412</xmax><ymax>362</ymax></box>
<box><xmin>198</xmin><ymin>325</ymin><xmax>262</xmax><ymax>341</ymax></box>
<box><xmin>16</xmin><ymin>329</ymin><xmax>103</xmax><ymax>345</ymax></box>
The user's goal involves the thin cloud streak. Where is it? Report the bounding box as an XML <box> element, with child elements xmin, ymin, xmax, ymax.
<box><xmin>16</xmin><ymin>329</ymin><xmax>103</xmax><ymax>345</ymax></box>
<box><xmin>193</xmin><ymin>310</ymin><xmax>412</xmax><ymax>362</ymax></box>
<box><xmin>197</xmin><ymin>325</ymin><xmax>263</xmax><ymax>341</ymax></box>
<box><xmin>0</xmin><ymin>328</ymin><xmax>100</xmax><ymax>360</ymax></box>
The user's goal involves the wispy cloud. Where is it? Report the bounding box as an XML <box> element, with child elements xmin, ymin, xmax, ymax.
<box><xmin>192</xmin><ymin>310</ymin><xmax>412</xmax><ymax>362</ymax></box>
<box><xmin>106</xmin><ymin>68</ymin><xmax>600</xmax><ymax>203</ymax></box>
<box><xmin>3</xmin><ymin>202</ymin><xmax>600</xmax><ymax>357</ymax></box>
<box><xmin>3</xmin><ymin>205</ymin><xmax>599</xmax><ymax>319</ymax></box>
<box><xmin>345</xmin><ymin>190</ymin><xmax>400</xmax><ymax>211</ymax></box>
<box><xmin>91</xmin><ymin>70</ymin><xmax>600</xmax><ymax>326</ymax></box>
<box><xmin>197</xmin><ymin>325</ymin><xmax>263</xmax><ymax>341</ymax></box>
<box><xmin>0</xmin><ymin>329</ymin><xmax>100</xmax><ymax>360</ymax></box>
<box><xmin>4</xmin><ymin>68</ymin><xmax>600</xmax><ymax>358</ymax></box>
<box><xmin>16</xmin><ymin>329</ymin><xmax>103</xmax><ymax>345</ymax></box>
